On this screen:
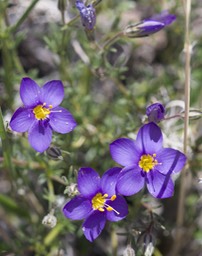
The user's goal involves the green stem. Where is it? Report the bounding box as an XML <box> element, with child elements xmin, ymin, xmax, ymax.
<box><xmin>102</xmin><ymin>31</ymin><xmax>124</xmax><ymax>50</ymax></box>
<box><xmin>11</xmin><ymin>0</ymin><xmax>40</xmax><ymax>33</ymax></box>
<box><xmin>46</xmin><ymin>169</ymin><xmax>55</xmax><ymax>210</ymax></box>
<box><xmin>0</xmin><ymin>107</ymin><xmax>15</xmax><ymax>187</ymax></box>
<box><xmin>111</xmin><ymin>228</ymin><xmax>118</xmax><ymax>256</ymax></box>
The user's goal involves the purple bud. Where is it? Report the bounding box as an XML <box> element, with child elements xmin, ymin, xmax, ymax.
<box><xmin>146</xmin><ymin>103</ymin><xmax>165</xmax><ymax>123</ymax></box>
<box><xmin>76</xmin><ymin>0</ymin><xmax>96</xmax><ymax>30</ymax></box>
<box><xmin>124</xmin><ymin>10</ymin><xmax>176</xmax><ymax>38</ymax></box>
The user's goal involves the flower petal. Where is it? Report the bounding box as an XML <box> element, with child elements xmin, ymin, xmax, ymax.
<box><xmin>10</xmin><ymin>107</ymin><xmax>35</xmax><ymax>132</ymax></box>
<box><xmin>106</xmin><ymin>195</ymin><xmax>128</xmax><ymax>222</ymax></box>
<box><xmin>136</xmin><ymin>122</ymin><xmax>163</xmax><ymax>154</ymax></box>
<box><xmin>146</xmin><ymin>170</ymin><xmax>174</xmax><ymax>198</ymax></box>
<box><xmin>28</xmin><ymin>121</ymin><xmax>52</xmax><ymax>152</ymax></box>
<box><xmin>63</xmin><ymin>196</ymin><xmax>92</xmax><ymax>220</ymax></box>
<box><xmin>100</xmin><ymin>167</ymin><xmax>122</xmax><ymax>196</ymax></box>
<box><xmin>110</xmin><ymin>138</ymin><xmax>140</xmax><ymax>166</ymax></box>
<box><xmin>49</xmin><ymin>107</ymin><xmax>77</xmax><ymax>134</ymax></box>
<box><xmin>77</xmin><ymin>168</ymin><xmax>101</xmax><ymax>197</ymax></box>
<box><xmin>82</xmin><ymin>211</ymin><xmax>106</xmax><ymax>242</ymax></box>
<box><xmin>157</xmin><ymin>148</ymin><xmax>186</xmax><ymax>174</ymax></box>
<box><xmin>148</xmin><ymin>10</ymin><xmax>176</xmax><ymax>26</ymax></box>
<box><xmin>20</xmin><ymin>77</ymin><xmax>41</xmax><ymax>107</ymax></box>
<box><xmin>116</xmin><ymin>166</ymin><xmax>145</xmax><ymax>196</ymax></box>
<box><xmin>40</xmin><ymin>80</ymin><xmax>64</xmax><ymax>107</ymax></box>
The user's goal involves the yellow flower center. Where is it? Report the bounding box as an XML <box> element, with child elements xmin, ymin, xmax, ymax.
<box><xmin>33</xmin><ymin>104</ymin><xmax>53</xmax><ymax>120</ymax></box>
<box><xmin>138</xmin><ymin>153</ymin><xmax>158</xmax><ymax>172</ymax></box>
<box><xmin>91</xmin><ymin>193</ymin><xmax>119</xmax><ymax>214</ymax></box>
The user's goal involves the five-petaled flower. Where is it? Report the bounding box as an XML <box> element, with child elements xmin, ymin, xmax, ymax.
<box><xmin>110</xmin><ymin>122</ymin><xmax>186</xmax><ymax>198</ymax></box>
<box><xmin>146</xmin><ymin>102</ymin><xmax>165</xmax><ymax>123</ymax></box>
<box><xmin>63</xmin><ymin>167</ymin><xmax>128</xmax><ymax>242</ymax></box>
<box><xmin>76</xmin><ymin>0</ymin><xmax>96</xmax><ymax>30</ymax></box>
<box><xmin>124</xmin><ymin>10</ymin><xmax>176</xmax><ymax>38</ymax></box>
<box><xmin>10</xmin><ymin>77</ymin><xmax>77</xmax><ymax>152</ymax></box>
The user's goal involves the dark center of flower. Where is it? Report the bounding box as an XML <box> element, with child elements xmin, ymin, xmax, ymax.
<box><xmin>138</xmin><ymin>154</ymin><xmax>158</xmax><ymax>172</ymax></box>
<box><xmin>33</xmin><ymin>103</ymin><xmax>53</xmax><ymax>120</ymax></box>
<box><xmin>91</xmin><ymin>193</ymin><xmax>119</xmax><ymax>214</ymax></box>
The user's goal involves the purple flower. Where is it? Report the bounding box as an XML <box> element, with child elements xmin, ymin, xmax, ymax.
<box><xmin>76</xmin><ymin>0</ymin><xmax>96</xmax><ymax>30</ymax></box>
<box><xmin>63</xmin><ymin>167</ymin><xmax>128</xmax><ymax>242</ymax></box>
<box><xmin>10</xmin><ymin>77</ymin><xmax>77</xmax><ymax>152</ymax></box>
<box><xmin>110</xmin><ymin>122</ymin><xmax>186</xmax><ymax>198</ymax></box>
<box><xmin>124</xmin><ymin>10</ymin><xmax>176</xmax><ymax>38</ymax></box>
<box><xmin>146</xmin><ymin>103</ymin><xmax>165</xmax><ymax>123</ymax></box>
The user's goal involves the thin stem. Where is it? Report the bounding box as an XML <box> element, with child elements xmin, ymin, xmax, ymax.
<box><xmin>102</xmin><ymin>31</ymin><xmax>124</xmax><ymax>50</ymax></box>
<box><xmin>111</xmin><ymin>228</ymin><xmax>118</xmax><ymax>256</ymax></box>
<box><xmin>0</xmin><ymin>107</ymin><xmax>15</xmax><ymax>188</ymax></box>
<box><xmin>173</xmin><ymin>0</ymin><xmax>191</xmax><ymax>254</ymax></box>
<box><xmin>11</xmin><ymin>0</ymin><xmax>40</xmax><ymax>33</ymax></box>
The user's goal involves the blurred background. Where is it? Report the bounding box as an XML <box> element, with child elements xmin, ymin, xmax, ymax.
<box><xmin>0</xmin><ymin>0</ymin><xmax>202</xmax><ymax>255</ymax></box>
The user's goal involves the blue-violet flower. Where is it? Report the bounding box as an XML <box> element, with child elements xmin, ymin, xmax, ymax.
<box><xmin>146</xmin><ymin>102</ymin><xmax>165</xmax><ymax>123</ymax></box>
<box><xmin>76</xmin><ymin>0</ymin><xmax>96</xmax><ymax>30</ymax></box>
<box><xmin>63</xmin><ymin>167</ymin><xmax>128</xmax><ymax>242</ymax></box>
<box><xmin>124</xmin><ymin>10</ymin><xmax>176</xmax><ymax>38</ymax></box>
<box><xmin>110</xmin><ymin>122</ymin><xmax>186</xmax><ymax>198</ymax></box>
<box><xmin>10</xmin><ymin>77</ymin><xmax>77</xmax><ymax>152</ymax></box>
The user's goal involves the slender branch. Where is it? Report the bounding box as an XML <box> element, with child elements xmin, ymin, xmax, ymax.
<box><xmin>11</xmin><ymin>0</ymin><xmax>40</xmax><ymax>33</ymax></box>
<box><xmin>172</xmin><ymin>0</ymin><xmax>192</xmax><ymax>254</ymax></box>
<box><xmin>0</xmin><ymin>108</ymin><xmax>15</xmax><ymax>188</ymax></box>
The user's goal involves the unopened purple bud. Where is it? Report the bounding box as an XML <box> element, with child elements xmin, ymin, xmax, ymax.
<box><xmin>124</xmin><ymin>11</ymin><xmax>176</xmax><ymax>38</ymax></box>
<box><xmin>146</xmin><ymin>103</ymin><xmax>165</xmax><ymax>123</ymax></box>
<box><xmin>76</xmin><ymin>0</ymin><xmax>96</xmax><ymax>30</ymax></box>
<box><xmin>147</xmin><ymin>10</ymin><xmax>176</xmax><ymax>26</ymax></box>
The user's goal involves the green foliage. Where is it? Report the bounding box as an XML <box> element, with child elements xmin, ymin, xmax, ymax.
<box><xmin>0</xmin><ymin>0</ymin><xmax>201</xmax><ymax>255</ymax></box>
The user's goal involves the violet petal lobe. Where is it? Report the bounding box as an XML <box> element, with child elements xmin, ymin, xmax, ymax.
<box><xmin>146</xmin><ymin>170</ymin><xmax>174</xmax><ymax>198</ymax></box>
<box><xmin>40</xmin><ymin>80</ymin><xmax>64</xmax><ymax>107</ymax></box>
<box><xmin>136</xmin><ymin>21</ymin><xmax>165</xmax><ymax>37</ymax></box>
<box><xmin>148</xmin><ymin>10</ymin><xmax>176</xmax><ymax>26</ymax></box>
<box><xmin>20</xmin><ymin>77</ymin><xmax>41</xmax><ymax>107</ymax></box>
<box><xmin>116</xmin><ymin>166</ymin><xmax>145</xmax><ymax>196</ymax></box>
<box><xmin>135</xmin><ymin>122</ymin><xmax>163</xmax><ymax>154</ymax></box>
<box><xmin>82</xmin><ymin>211</ymin><xmax>106</xmax><ymax>242</ymax></box>
<box><xmin>77</xmin><ymin>168</ymin><xmax>101</xmax><ymax>197</ymax></box>
<box><xmin>100</xmin><ymin>167</ymin><xmax>122</xmax><ymax>196</ymax></box>
<box><xmin>49</xmin><ymin>107</ymin><xmax>77</xmax><ymax>134</ymax></box>
<box><xmin>110</xmin><ymin>138</ymin><xmax>140</xmax><ymax>166</ymax></box>
<box><xmin>10</xmin><ymin>107</ymin><xmax>35</xmax><ymax>132</ymax></box>
<box><xmin>63</xmin><ymin>196</ymin><xmax>92</xmax><ymax>220</ymax></box>
<box><xmin>106</xmin><ymin>195</ymin><xmax>128</xmax><ymax>222</ymax></box>
<box><xmin>28</xmin><ymin>120</ymin><xmax>52</xmax><ymax>152</ymax></box>
<box><xmin>156</xmin><ymin>148</ymin><xmax>186</xmax><ymax>175</ymax></box>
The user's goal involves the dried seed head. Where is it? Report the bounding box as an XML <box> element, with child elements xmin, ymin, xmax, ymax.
<box><xmin>42</xmin><ymin>211</ymin><xmax>57</xmax><ymax>228</ymax></box>
<box><xmin>123</xmin><ymin>244</ymin><xmax>135</xmax><ymax>256</ymax></box>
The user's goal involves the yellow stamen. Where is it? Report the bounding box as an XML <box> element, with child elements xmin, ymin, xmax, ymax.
<box><xmin>33</xmin><ymin>103</ymin><xmax>51</xmax><ymax>120</ymax></box>
<box><xmin>138</xmin><ymin>154</ymin><xmax>158</xmax><ymax>172</ymax></box>
<box><xmin>91</xmin><ymin>193</ymin><xmax>119</xmax><ymax>214</ymax></box>
<box><xmin>111</xmin><ymin>195</ymin><xmax>116</xmax><ymax>201</ymax></box>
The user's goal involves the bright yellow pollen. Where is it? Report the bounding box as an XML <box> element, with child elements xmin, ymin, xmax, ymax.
<box><xmin>33</xmin><ymin>104</ymin><xmax>52</xmax><ymax>120</ymax></box>
<box><xmin>91</xmin><ymin>193</ymin><xmax>119</xmax><ymax>214</ymax></box>
<box><xmin>138</xmin><ymin>154</ymin><xmax>158</xmax><ymax>172</ymax></box>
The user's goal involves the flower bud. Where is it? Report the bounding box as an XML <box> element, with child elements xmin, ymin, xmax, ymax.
<box><xmin>64</xmin><ymin>183</ymin><xmax>79</xmax><ymax>197</ymax></box>
<box><xmin>76</xmin><ymin>0</ymin><xmax>96</xmax><ymax>30</ymax></box>
<box><xmin>123</xmin><ymin>244</ymin><xmax>135</xmax><ymax>256</ymax></box>
<box><xmin>124</xmin><ymin>21</ymin><xmax>164</xmax><ymax>38</ymax></box>
<box><xmin>146</xmin><ymin>103</ymin><xmax>165</xmax><ymax>123</ymax></box>
<box><xmin>42</xmin><ymin>210</ymin><xmax>57</xmax><ymax>228</ymax></box>
<box><xmin>46</xmin><ymin>147</ymin><xmax>63</xmax><ymax>160</ymax></box>
<box><xmin>123</xmin><ymin>10</ymin><xmax>176</xmax><ymax>38</ymax></box>
<box><xmin>58</xmin><ymin>0</ymin><xmax>67</xmax><ymax>12</ymax></box>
